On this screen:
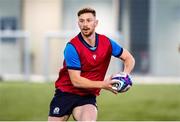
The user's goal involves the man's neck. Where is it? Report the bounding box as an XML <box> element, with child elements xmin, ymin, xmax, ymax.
<box><xmin>81</xmin><ymin>32</ymin><xmax>96</xmax><ymax>47</ymax></box>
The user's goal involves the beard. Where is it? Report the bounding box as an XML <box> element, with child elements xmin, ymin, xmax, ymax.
<box><xmin>81</xmin><ymin>28</ymin><xmax>94</xmax><ymax>37</ymax></box>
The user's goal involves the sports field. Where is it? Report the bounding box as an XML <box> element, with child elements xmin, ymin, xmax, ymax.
<box><xmin>0</xmin><ymin>81</ymin><xmax>180</xmax><ymax>121</ymax></box>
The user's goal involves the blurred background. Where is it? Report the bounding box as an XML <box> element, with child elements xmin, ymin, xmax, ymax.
<box><xmin>0</xmin><ymin>0</ymin><xmax>180</xmax><ymax>81</ymax></box>
<box><xmin>0</xmin><ymin>0</ymin><xmax>180</xmax><ymax>121</ymax></box>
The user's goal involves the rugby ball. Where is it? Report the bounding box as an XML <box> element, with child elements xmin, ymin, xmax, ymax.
<box><xmin>111</xmin><ymin>72</ymin><xmax>132</xmax><ymax>93</ymax></box>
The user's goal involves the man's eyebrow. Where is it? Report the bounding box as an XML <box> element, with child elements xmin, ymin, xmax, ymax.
<box><xmin>79</xmin><ymin>18</ymin><xmax>84</xmax><ymax>21</ymax></box>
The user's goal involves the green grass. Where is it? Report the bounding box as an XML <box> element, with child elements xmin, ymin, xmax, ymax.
<box><xmin>98</xmin><ymin>85</ymin><xmax>180</xmax><ymax>121</ymax></box>
<box><xmin>0</xmin><ymin>81</ymin><xmax>54</xmax><ymax>121</ymax></box>
<box><xmin>0</xmin><ymin>81</ymin><xmax>180</xmax><ymax>121</ymax></box>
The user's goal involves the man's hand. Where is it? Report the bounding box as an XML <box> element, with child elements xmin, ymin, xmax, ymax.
<box><xmin>102</xmin><ymin>76</ymin><xmax>119</xmax><ymax>94</ymax></box>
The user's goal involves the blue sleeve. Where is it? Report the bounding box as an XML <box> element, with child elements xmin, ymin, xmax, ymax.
<box><xmin>109</xmin><ymin>38</ymin><xmax>123</xmax><ymax>57</ymax></box>
<box><xmin>64</xmin><ymin>43</ymin><xmax>81</xmax><ymax>70</ymax></box>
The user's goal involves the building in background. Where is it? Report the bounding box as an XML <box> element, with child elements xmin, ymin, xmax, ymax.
<box><xmin>0</xmin><ymin>0</ymin><xmax>180</xmax><ymax>81</ymax></box>
<box><xmin>120</xmin><ymin>0</ymin><xmax>180</xmax><ymax>76</ymax></box>
<box><xmin>0</xmin><ymin>0</ymin><xmax>22</xmax><ymax>76</ymax></box>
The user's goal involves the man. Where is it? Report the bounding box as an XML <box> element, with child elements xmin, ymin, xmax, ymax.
<box><xmin>48</xmin><ymin>7</ymin><xmax>135</xmax><ymax>121</ymax></box>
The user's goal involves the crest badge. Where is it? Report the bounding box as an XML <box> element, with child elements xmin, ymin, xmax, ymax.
<box><xmin>53</xmin><ymin>107</ymin><xmax>60</xmax><ymax>114</ymax></box>
<box><xmin>93</xmin><ymin>55</ymin><xmax>96</xmax><ymax>60</ymax></box>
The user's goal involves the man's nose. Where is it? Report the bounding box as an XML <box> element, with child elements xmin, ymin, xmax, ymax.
<box><xmin>83</xmin><ymin>21</ymin><xmax>88</xmax><ymax>26</ymax></box>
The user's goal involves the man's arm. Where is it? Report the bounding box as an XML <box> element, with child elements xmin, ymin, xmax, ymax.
<box><xmin>68</xmin><ymin>69</ymin><xmax>118</xmax><ymax>93</ymax></box>
<box><xmin>119</xmin><ymin>49</ymin><xmax>135</xmax><ymax>74</ymax></box>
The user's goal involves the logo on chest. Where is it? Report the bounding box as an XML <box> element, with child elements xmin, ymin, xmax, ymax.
<box><xmin>93</xmin><ymin>54</ymin><xmax>96</xmax><ymax>60</ymax></box>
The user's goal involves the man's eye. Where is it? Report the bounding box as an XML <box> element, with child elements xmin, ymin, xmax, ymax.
<box><xmin>87</xmin><ymin>19</ymin><xmax>92</xmax><ymax>22</ymax></box>
<box><xmin>79</xmin><ymin>20</ymin><xmax>84</xmax><ymax>23</ymax></box>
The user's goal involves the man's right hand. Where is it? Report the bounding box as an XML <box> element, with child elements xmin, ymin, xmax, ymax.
<box><xmin>102</xmin><ymin>76</ymin><xmax>119</xmax><ymax>94</ymax></box>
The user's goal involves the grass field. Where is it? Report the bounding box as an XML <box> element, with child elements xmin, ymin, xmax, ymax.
<box><xmin>0</xmin><ymin>81</ymin><xmax>180</xmax><ymax>121</ymax></box>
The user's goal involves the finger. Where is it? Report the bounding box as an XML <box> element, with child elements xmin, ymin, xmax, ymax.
<box><xmin>110</xmin><ymin>80</ymin><xmax>119</xmax><ymax>84</ymax></box>
<box><xmin>111</xmin><ymin>89</ymin><xmax>118</xmax><ymax>94</ymax></box>
<box><xmin>107</xmin><ymin>86</ymin><xmax>118</xmax><ymax>94</ymax></box>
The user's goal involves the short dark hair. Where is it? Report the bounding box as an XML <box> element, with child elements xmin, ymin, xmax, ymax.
<box><xmin>77</xmin><ymin>7</ymin><xmax>96</xmax><ymax>17</ymax></box>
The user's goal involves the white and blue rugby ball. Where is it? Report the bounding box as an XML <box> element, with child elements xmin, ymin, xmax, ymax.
<box><xmin>111</xmin><ymin>73</ymin><xmax>132</xmax><ymax>93</ymax></box>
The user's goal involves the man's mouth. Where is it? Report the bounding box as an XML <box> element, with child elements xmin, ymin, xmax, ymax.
<box><xmin>83</xmin><ymin>28</ymin><xmax>90</xmax><ymax>31</ymax></box>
